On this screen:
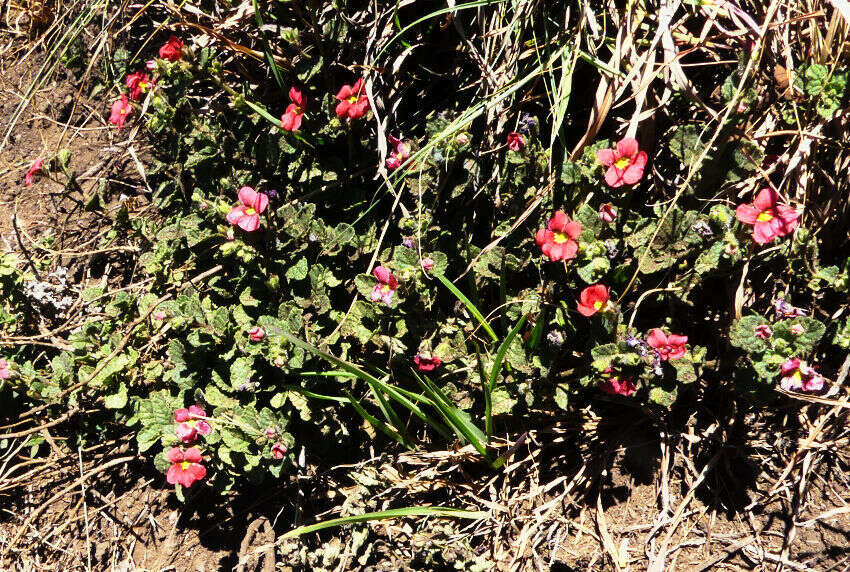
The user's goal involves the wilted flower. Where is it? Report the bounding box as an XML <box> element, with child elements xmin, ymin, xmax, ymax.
<box><xmin>547</xmin><ymin>330</ymin><xmax>565</xmax><ymax>347</ymax></box>
<box><xmin>274</xmin><ymin>356</ymin><xmax>286</xmax><ymax>367</ymax></box>
<box><xmin>0</xmin><ymin>359</ymin><xmax>10</xmax><ymax>380</ymax></box>
<box><xmin>166</xmin><ymin>447</ymin><xmax>206</xmax><ymax>487</ymax></box>
<box><xmin>535</xmin><ymin>211</ymin><xmax>582</xmax><ymax>262</ymax></box>
<box><xmin>421</xmin><ymin>257</ymin><xmax>435</xmax><ymax>271</ymax></box>
<box><xmin>455</xmin><ymin>133</ymin><xmax>470</xmax><ymax>145</ymax></box>
<box><xmin>174</xmin><ymin>405</ymin><xmax>212</xmax><ymax>443</ymax></box>
<box><xmin>386</xmin><ymin>135</ymin><xmax>411</xmax><ymax>170</ymax></box>
<box><xmin>414</xmin><ymin>354</ymin><xmax>442</xmax><ymax>372</ymax></box>
<box><xmin>576</xmin><ymin>284</ymin><xmax>613</xmax><ymax>317</ymax></box>
<box><xmin>226</xmin><ymin>186</ymin><xmax>269</xmax><ymax>232</ymax></box>
<box><xmin>152</xmin><ymin>310</ymin><xmax>167</xmax><ymax>321</ymax></box>
<box><xmin>335</xmin><ymin>78</ymin><xmax>369</xmax><ymax>120</ymax></box>
<box><xmin>626</xmin><ymin>334</ymin><xmax>650</xmax><ymax>357</ymax></box>
<box><xmin>596</xmin><ymin>137</ymin><xmax>648</xmax><ymax>187</ymax></box>
<box><xmin>271</xmin><ymin>443</ymin><xmax>288</xmax><ymax>459</ymax></box>
<box><xmin>159</xmin><ymin>35</ymin><xmax>183</xmax><ymax>61</ymax></box>
<box><xmin>598</xmin><ymin>204</ymin><xmax>617</xmax><ymax>223</ymax></box>
<box><xmin>25</xmin><ymin>158</ymin><xmax>43</xmax><ymax>187</ymax></box>
<box><xmin>780</xmin><ymin>358</ymin><xmax>825</xmax><ymax>393</ymax></box>
<box><xmin>692</xmin><ymin>220</ymin><xmax>714</xmax><ymax>238</ymax></box>
<box><xmin>735</xmin><ymin>188</ymin><xmax>799</xmax><ymax>244</ymax></box>
<box><xmin>506</xmin><ymin>132</ymin><xmax>525</xmax><ymax>151</ymax></box>
<box><xmin>646</xmin><ymin>328</ymin><xmax>688</xmax><ymax>361</ymax></box>
<box><xmin>789</xmin><ymin>323</ymin><xmax>806</xmax><ymax>336</ymax></box>
<box><xmin>145</xmin><ymin>59</ymin><xmax>158</xmax><ymax>71</ymax></box>
<box><xmin>248</xmin><ymin>326</ymin><xmax>265</xmax><ymax>342</ymax></box>
<box><xmin>600</xmin><ymin>367</ymin><xmax>636</xmax><ymax>397</ymax></box>
<box><xmin>264</xmin><ymin>426</ymin><xmax>277</xmax><ymax>438</ymax></box>
<box><xmin>774</xmin><ymin>298</ymin><xmax>807</xmax><ymax>319</ymax></box>
<box><xmin>754</xmin><ymin>324</ymin><xmax>773</xmax><ymax>339</ymax></box>
<box><xmin>109</xmin><ymin>95</ymin><xmax>132</xmax><ymax>130</ymax></box>
<box><xmin>280</xmin><ymin>87</ymin><xmax>304</xmax><ymax>131</ymax></box>
<box><xmin>126</xmin><ymin>72</ymin><xmax>154</xmax><ymax>101</ymax></box>
<box><xmin>370</xmin><ymin>265</ymin><xmax>398</xmax><ymax>305</ymax></box>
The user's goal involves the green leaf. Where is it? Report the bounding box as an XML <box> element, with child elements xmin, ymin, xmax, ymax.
<box><xmin>280</xmin><ymin>507</ymin><xmax>488</xmax><ymax>539</ymax></box>
<box><xmin>104</xmin><ymin>382</ymin><xmax>128</xmax><ymax>409</ymax></box>
<box><xmin>434</xmin><ymin>273</ymin><xmax>498</xmax><ymax>342</ymax></box>
<box><xmin>286</xmin><ymin>257</ymin><xmax>309</xmax><ymax>281</ymax></box>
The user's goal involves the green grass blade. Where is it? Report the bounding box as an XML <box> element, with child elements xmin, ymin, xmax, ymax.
<box><xmin>344</xmin><ymin>390</ymin><xmax>412</xmax><ymax>449</ymax></box>
<box><xmin>488</xmin><ymin>316</ymin><xmax>527</xmax><ymax>390</ymax></box>
<box><xmin>281</xmin><ymin>506</ymin><xmax>487</xmax><ymax>539</ymax></box>
<box><xmin>474</xmin><ymin>345</ymin><xmax>493</xmax><ymax>440</ymax></box>
<box><xmin>252</xmin><ymin>0</ymin><xmax>286</xmax><ymax>93</ymax></box>
<box><xmin>434</xmin><ymin>273</ymin><xmax>498</xmax><ymax>342</ymax></box>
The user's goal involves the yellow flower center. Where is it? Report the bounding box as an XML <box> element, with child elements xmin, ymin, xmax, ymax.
<box><xmin>593</xmin><ymin>301</ymin><xmax>603</xmax><ymax>310</ymax></box>
<box><xmin>791</xmin><ymin>370</ymin><xmax>802</xmax><ymax>383</ymax></box>
<box><xmin>553</xmin><ymin>232</ymin><xmax>569</xmax><ymax>244</ymax></box>
<box><xmin>757</xmin><ymin>212</ymin><xmax>773</xmax><ymax>222</ymax></box>
<box><xmin>180</xmin><ymin>461</ymin><xmax>191</xmax><ymax>470</ymax></box>
<box><xmin>348</xmin><ymin>96</ymin><xmax>359</xmax><ymax>104</ymax></box>
<box><xmin>381</xmin><ymin>284</ymin><xmax>393</xmax><ymax>293</ymax></box>
<box><xmin>120</xmin><ymin>108</ymin><xmax>127</xmax><ymax>114</ymax></box>
<box><xmin>245</xmin><ymin>208</ymin><xmax>256</xmax><ymax>216</ymax></box>
<box><xmin>614</xmin><ymin>157</ymin><xmax>631</xmax><ymax>169</ymax></box>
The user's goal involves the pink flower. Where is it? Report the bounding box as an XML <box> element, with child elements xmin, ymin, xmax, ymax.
<box><xmin>754</xmin><ymin>324</ymin><xmax>773</xmax><ymax>340</ymax></box>
<box><xmin>576</xmin><ymin>284</ymin><xmax>612</xmax><ymax>317</ymax></box>
<box><xmin>152</xmin><ymin>310</ymin><xmax>167</xmax><ymax>321</ymax></box>
<box><xmin>166</xmin><ymin>447</ymin><xmax>207</xmax><ymax>487</ymax></box>
<box><xmin>335</xmin><ymin>78</ymin><xmax>369</xmax><ymax>120</ymax></box>
<box><xmin>25</xmin><ymin>158</ymin><xmax>43</xmax><ymax>187</ymax></box>
<box><xmin>780</xmin><ymin>358</ymin><xmax>825</xmax><ymax>393</ymax></box>
<box><xmin>248</xmin><ymin>326</ymin><xmax>265</xmax><ymax>342</ymax></box>
<box><xmin>271</xmin><ymin>443</ymin><xmax>288</xmax><ymax>460</ymax></box>
<box><xmin>174</xmin><ymin>405</ymin><xmax>212</xmax><ymax>444</ymax></box>
<box><xmin>145</xmin><ymin>60</ymin><xmax>158</xmax><ymax>71</ymax></box>
<box><xmin>386</xmin><ymin>135</ymin><xmax>411</xmax><ymax>170</ymax></box>
<box><xmin>159</xmin><ymin>35</ymin><xmax>183</xmax><ymax>61</ymax></box>
<box><xmin>414</xmin><ymin>354</ymin><xmax>442</xmax><ymax>372</ymax></box>
<box><xmin>789</xmin><ymin>324</ymin><xmax>806</xmax><ymax>336</ymax></box>
<box><xmin>280</xmin><ymin>87</ymin><xmax>304</xmax><ymax>131</ymax></box>
<box><xmin>456</xmin><ymin>133</ymin><xmax>470</xmax><ymax>145</ymax></box>
<box><xmin>421</xmin><ymin>257</ymin><xmax>435</xmax><ymax>272</ymax></box>
<box><xmin>646</xmin><ymin>328</ymin><xmax>688</xmax><ymax>361</ymax></box>
<box><xmin>600</xmin><ymin>368</ymin><xmax>636</xmax><ymax>396</ymax></box>
<box><xmin>126</xmin><ymin>71</ymin><xmax>154</xmax><ymax>101</ymax></box>
<box><xmin>370</xmin><ymin>265</ymin><xmax>398</xmax><ymax>305</ymax></box>
<box><xmin>226</xmin><ymin>186</ymin><xmax>269</xmax><ymax>232</ymax></box>
<box><xmin>598</xmin><ymin>203</ymin><xmax>617</xmax><ymax>223</ymax></box>
<box><xmin>274</xmin><ymin>356</ymin><xmax>285</xmax><ymax>367</ymax></box>
<box><xmin>507</xmin><ymin>132</ymin><xmax>525</xmax><ymax>151</ymax></box>
<box><xmin>535</xmin><ymin>211</ymin><xmax>582</xmax><ymax>262</ymax></box>
<box><xmin>109</xmin><ymin>95</ymin><xmax>132</xmax><ymax>130</ymax></box>
<box><xmin>0</xmin><ymin>359</ymin><xmax>10</xmax><ymax>380</ymax></box>
<box><xmin>735</xmin><ymin>188</ymin><xmax>799</xmax><ymax>245</ymax></box>
<box><xmin>264</xmin><ymin>426</ymin><xmax>277</xmax><ymax>438</ymax></box>
<box><xmin>596</xmin><ymin>137</ymin><xmax>648</xmax><ymax>187</ymax></box>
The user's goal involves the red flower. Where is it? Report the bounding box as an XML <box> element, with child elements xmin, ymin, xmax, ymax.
<box><xmin>159</xmin><ymin>35</ymin><xmax>183</xmax><ymax>61</ymax></box>
<box><xmin>166</xmin><ymin>447</ymin><xmax>206</xmax><ymax>487</ymax></box>
<box><xmin>248</xmin><ymin>326</ymin><xmax>265</xmax><ymax>342</ymax></box>
<box><xmin>535</xmin><ymin>211</ymin><xmax>582</xmax><ymax>262</ymax></box>
<box><xmin>507</xmin><ymin>132</ymin><xmax>525</xmax><ymax>151</ymax></box>
<box><xmin>174</xmin><ymin>405</ymin><xmax>212</xmax><ymax>443</ymax></box>
<box><xmin>0</xmin><ymin>358</ymin><xmax>10</xmax><ymax>380</ymax></box>
<box><xmin>25</xmin><ymin>158</ymin><xmax>43</xmax><ymax>187</ymax></box>
<box><xmin>576</xmin><ymin>284</ymin><xmax>612</xmax><ymax>317</ymax></box>
<box><xmin>271</xmin><ymin>443</ymin><xmax>288</xmax><ymax>459</ymax></box>
<box><xmin>735</xmin><ymin>188</ymin><xmax>799</xmax><ymax>245</ymax></box>
<box><xmin>596</xmin><ymin>137</ymin><xmax>648</xmax><ymax>187</ymax></box>
<box><xmin>600</xmin><ymin>368</ymin><xmax>636</xmax><ymax>396</ymax></box>
<box><xmin>226</xmin><ymin>186</ymin><xmax>269</xmax><ymax>232</ymax></box>
<box><xmin>386</xmin><ymin>135</ymin><xmax>411</xmax><ymax>170</ymax></box>
<box><xmin>370</xmin><ymin>265</ymin><xmax>398</xmax><ymax>305</ymax></box>
<box><xmin>754</xmin><ymin>324</ymin><xmax>773</xmax><ymax>340</ymax></box>
<box><xmin>780</xmin><ymin>358</ymin><xmax>825</xmax><ymax>393</ymax></box>
<box><xmin>126</xmin><ymin>72</ymin><xmax>155</xmax><ymax>101</ymax></box>
<box><xmin>335</xmin><ymin>78</ymin><xmax>369</xmax><ymax>120</ymax></box>
<box><xmin>280</xmin><ymin>87</ymin><xmax>304</xmax><ymax>131</ymax></box>
<box><xmin>598</xmin><ymin>203</ymin><xmax>617</xmax><ymax>223</ymax></box>
<box><xmin>414</xmin><ymin>354</ymin><xmax>442</xmax><ymax>372</ymax></box>
<box><xmin>109</xmin><ymin>95</ymin><xmax>132</xmax><ymax>130</ymax></box>
<box><xmin>646</xmin><ymin>328</ymin><xmax>688</xmax><ymax>361</ymax></box>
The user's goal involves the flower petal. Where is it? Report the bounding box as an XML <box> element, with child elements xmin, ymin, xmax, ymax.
<box><xmin>753</xmin><ymin>188</ymin><xmax>778</xmax><ymax>211</ymax></box>
<box><xmin>596</xmin><ymin>148</ymin><xmax>616</xmax><ymax>166</ymax></box>
<box><xmin>616</xmin><ymin>137</ymin><xmax>639</xmax><ymax>159</ymax></box>
<box><xmin>564</xmin><ymin>220</ymin><xmax>583</xmax><ymax>240</ymax></box>
<box><xmin>735</xmin><ymin>203</ymin><xmax>760</xmax><ymax>225</ymax></box>
<box><xmin>646</xmin><ymin>328</ymin><xmax>667</xmax><ymax>349</ymax></box>
<box><xmin>752</xmin><ymin>221</ymin><xmax>776</xmax><ymax>244</ymax></box>
<box><xmin>237</xmin><ymin>214</ymin><xmax>261</xmax><ymax>232</ymax></box>
<box><xmin>604</xmin><ymin>166</ymin><xmax>624</xmax><ymax>188</ymax></box>
<box><xmin>183</xmin><ymin>447</ymin><xmax>203</xmax><ymax>463</ymax></box>
<box><xmin>548</xmin><ymin>211</ymin><xmax>568</xmax><ymax>232</ymax></box>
